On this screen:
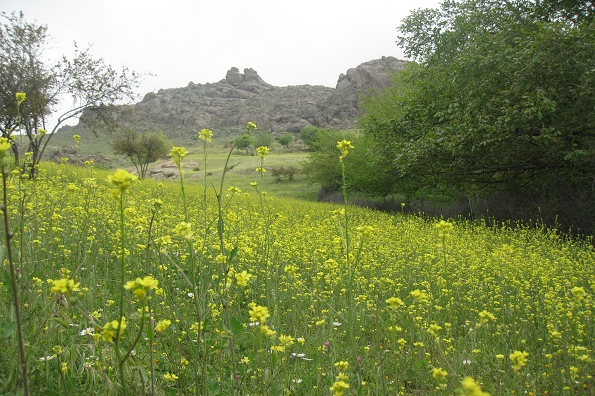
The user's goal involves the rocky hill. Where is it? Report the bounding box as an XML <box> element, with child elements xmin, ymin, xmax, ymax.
<box><xmin>76</xmin><ymin>56</ymin><xmax>408</xmax><ymax>138</ymax></box>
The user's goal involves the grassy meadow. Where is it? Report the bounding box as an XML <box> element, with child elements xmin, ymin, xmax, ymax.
<box><xmin>0</xmin><ymin>138</ymin><xmax>594</xmax><ymax>396</ymax></box>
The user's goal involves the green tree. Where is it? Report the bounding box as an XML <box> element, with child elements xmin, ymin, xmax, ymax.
<box><xmin>234</xmin><ymin>134</ymin><xmax>255</xmax><ymax>154</ymax></box>
<box><xmin>253</xmin><ymin>130</ymin><xmax>273</xmax><ymax>148</ymax></box>
<box><xmin>112</xmin><ymin>130</ymin><xmax>170</xmax><ymax>179</ymax></box>
<box><xmin>299</xmin><ymin>125</ymin><xmax>327</xmax><ymax>150</ymax></box>
<box><xmin>278</xmin><ymin>133</ymin><xmax>294</xmax><ymax>148</ymax></box>
<box><xmin>361</xmin><ymin>0</ymin><xmax>595</xmax><ymax>228</ymax></box>
<box><xmin>302</xmin><ymin>131</ymin><xmax>400</xmax><ymax>198</ymax></box>
<box><xmin>0</xmin><ymin>11</ymin><xmax>141</xmax><ymax>176</ymax></box>
<box><xmin>301</xmin><ymin>130</ymin><xmax>344</xmax><ymax>191</ymax></box>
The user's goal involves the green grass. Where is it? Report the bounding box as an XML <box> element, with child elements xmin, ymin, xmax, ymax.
<box><xmin>48</xmin><ymin>130</ymin><xmax>319</xmax><ymax>200</ymax></box>
<box><xmin>179</xmin><ymin>150</ymin><xmax>317</xmax><ymax>200</ymax></box>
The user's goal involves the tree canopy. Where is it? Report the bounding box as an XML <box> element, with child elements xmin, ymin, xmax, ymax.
<box><xmin>112</xmin><ymin>130</ymin><xmax>170</xmax><ymax>179</ymax></box>
<box><xmin>360</xmin><ymin>0</ymin><xmax>595</xmax><ymax>229</ymax></box>
<box><xmin>0</xmin><ymin>11</ymin><xmax>141</xmax><ymax>176</ymax></box>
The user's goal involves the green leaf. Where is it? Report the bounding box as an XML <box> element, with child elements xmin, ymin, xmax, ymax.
<box><xmin>207</xmin><ymin>376</ymin><xmax>220</xmax><ymax>394</ymax></box>
<box><xmin>227</xmin><ymin>246</ymin><xmax>239</xmax><ymax>265</ymax></box>
<box><xmin>0</xmin><ymin>321</ymin><xmax>16</xmax><ymax>339</ymax></box>
<box><xmin>230</xmin><ymin>316</ymin><xmax>243</xmax><ymax>336</ymax></box>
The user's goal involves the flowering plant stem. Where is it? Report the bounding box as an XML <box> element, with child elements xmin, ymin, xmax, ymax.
<box><xmin>174</xmin><ymin>159</ymin><xmax>206</xmax><ymax>396</ymax></box>
<box><xmin>115</xmin><ymin>192</ymin><xmax>128</xmax><ymax>396</ymax></box>
<box><xmin>1</xmin><ymin>164</ymin><xmax>29</xmax><ymax>396</ymax></box>
<box><xmin>144</xmin><ymin>210</ymin><xmax>158</xmax><ymax>396</ymax></box>
<box><xmin>339</xmin><ymin>158</ymin><xmax>352</xmax><ymax>301</ymax></box>
<box><xmin>216</xmin><ymin>142</ymin><xmax>239</xmax><ymax>388</ymax></box>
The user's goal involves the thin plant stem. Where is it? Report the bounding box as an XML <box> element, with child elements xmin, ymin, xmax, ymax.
<box><xmin>144</xmin><ymin>210</ymin><xmax>157</xmax><ymax>396</ymax></box>
<box><xmin>121</xmin><ymin>303</ymin><xmax>146</xmax><ymax>363</ymax></box>
<box><xmin>115</xmin><ymin>192</ymin><xmax>128</xmax><ymax>396</ymax></box>
<box><xmin>1</xmin><ymin>164</ymin><xmax>29</xmax><ymax>396</ymax></box>
<box><xmin>217</xmin><ymin>142</ymin><xmax>236</xmax><ymax>254</ymax></box>
<box><xmin>202</xmin><ymin>139</ymin><xmax>208</xmax><ymax>225</ymax></box>
<box><xmin>216</xmin><ymin>142</ymin><xmax>239</xmax><ymax>387</ymax></box>
<box><xmin>339</xmin><ymin>159</ymin><xmax>352</xmax><ymax>296</ymax></box>
<box><xmin>174</xmin><ymin>158</ymin><xmax>205</xmax><ymax>396</ymax></box>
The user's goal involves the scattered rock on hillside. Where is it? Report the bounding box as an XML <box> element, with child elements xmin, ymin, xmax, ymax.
<box><xmin>48</xmin><ymin>147</ymin><xmax>112</xmax><ymax>167</ymax></box>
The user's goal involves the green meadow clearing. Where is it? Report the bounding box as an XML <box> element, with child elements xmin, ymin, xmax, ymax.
<box><xmin>0</xmin><ymin>140</ymin><xmax>594</xmax><ymax>396</ymax></box>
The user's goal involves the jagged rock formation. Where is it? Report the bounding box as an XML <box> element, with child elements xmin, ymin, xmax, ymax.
<box><xmin>77</xmin><ymin>56</ymin><xmax>408</xmax><ymax>137</ymax></box>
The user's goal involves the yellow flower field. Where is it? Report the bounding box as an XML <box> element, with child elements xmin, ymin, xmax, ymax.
<box><xmin>0</xmin><ymin>158</ymin><xmax>593</xmax><ymax>395</ymax></box>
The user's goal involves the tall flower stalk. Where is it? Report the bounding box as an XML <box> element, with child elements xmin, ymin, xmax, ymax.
<box><xmin>336</xmin><ymin>139</ymin><xmax>355</xmax><ymax>318</ymax></box>
<box><xmin>169</xmin><ymin>146</ymin><xmax>205</xmax><ymax>395</ymax></box>
<box><xmin>336</xmin><ymin>140</ymin><xmax>354</xmax><ymax>270</ymax></box>
<box><xmin>252</xmin><ymin>145</ymin><xmax>274</xmax><ymax>298</ymax></box>
<box><xmin>198</xmin><ymin>129</ymin><xmax>213</xmax><ymax>220</ymax></box>
<box><xmin>144</xmin><ymin>199</ymin><xmax>162</xmax><ymax>395</ymax></box>
<box><xmin>215</xmin><ymin>122</ymin><xmax>256</xmax><ymax>389</ymax></box>
<box><xmin>107</xmin><ymin>168</ymin><xmax>138</xmax><ymax>396</ymax></box>
<box><xmin>0</xmin><ymin>92</ymin><xmax>29</xmax><ymax>396</ymax></box>
<box><xmin>73</xmin><ymin>134</ymin><xmax>81</xmax><ymax>178</ymax></box>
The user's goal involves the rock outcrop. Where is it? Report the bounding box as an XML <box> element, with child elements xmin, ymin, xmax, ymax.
<box><xmin>76</xmin><ymin>56</ymin><xmax>408</xmax><ymax>137</ymax></box>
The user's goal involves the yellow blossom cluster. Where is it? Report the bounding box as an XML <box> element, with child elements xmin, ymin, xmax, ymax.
<box><xmin>124</xmin><ymin>276</ymin><xmax>159</xmax><ymax>299</ymax></box>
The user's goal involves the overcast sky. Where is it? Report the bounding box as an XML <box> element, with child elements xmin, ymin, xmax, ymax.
<box><xmin>4</xmin><ymin>0</ymin><xmax>442</xmax><ymax>124</ymax></box>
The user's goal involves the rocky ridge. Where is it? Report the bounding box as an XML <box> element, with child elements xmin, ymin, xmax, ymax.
<box><xmin>79</xmin><ymin>56</ymin><xmax>408</xmax><ymax>137</ymax></box>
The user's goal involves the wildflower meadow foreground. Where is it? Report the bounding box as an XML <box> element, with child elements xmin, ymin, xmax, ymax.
<box><xmin>1</xmin><ymin>127</ymin><xmax>594</xmax><ymax>396</ymax></box>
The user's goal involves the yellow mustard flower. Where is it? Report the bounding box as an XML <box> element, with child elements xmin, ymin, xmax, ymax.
<box><xmin>16</xmin><ymin>92</ymin><xmax>26</xmax><ymax>105</ymax></box>
<box><xmin>173</xmin><ymin>222</ymin><xmax>193</xmax><ymax>240</ymax></box>
<box><xmin>107</xmin><ymin>169</ymin><xmax>138</xmax><ymax>192</ymax></box>
<box><xmin>169</xmin><ymin>146</ymin><xmax>188</xmax><ymax>168</ymax></box>
<box><xmin>410</xmin><ymin>289</ymin><xmax>430</xmax><ymax>303</ymax></box>
<box><xmin>436</xmin><ymin>219</ymin><xmax>454</xmax><ymax>237</ymax></box>
<box><xmin>461</xmin><ymin>376</ymin><xmax>490</xmax><ymax>396</ymax></box>
<box><xmin>478</xmin><ymin>310</ymin><xmax>496</xmax><ymax>324</ymax></box>
<box><xmin>356</xmin><ymin>225</ymin><xmax>374</xmax><ymax>236</ymax></box>
<box><xmin>260</xmin><ymin>325</ymin><xmax>276</xmax><ymax>337</ymax></box>
<box><xmin>571</xmin><ymin>286</ymin><xmax>585</xmax><ymax>301</ymax></box>
<box><xmin>163</xmin><ymin>372</ymin><xmax>179</xmax><ymax>382</ymax></box>
<box><xmin>256</xmin><ymin>146</ymin><xmax>269</xmax><ymax>158</ymax></box>
<box><xmin>279</xmin><ymin>334</ymin><xmax>295</xmax><ymax>347</ymax></box>
<box><xmin>155</xmin><ymin>319</ymin><xmax>172</xmax><ymax>332</ymax></box>
<box><xmin>235</xmin><ymin>270</ymin><xmax>253</xmax><ymax>287</ymax></box>
<box><xmin>427</xmin><ymin>323</ymin><xmax>442</xmax><ymax>337</ymax></box>
<box><xmin>432</xmin><ymin>367</ymin><xmax>448</xmax><ymax>381</ymax></box>
<box><xmin>0</xmin><ymin>137</ymin><xmax>11</xmax><ymax>153</ymax></box>
<box><xmin>124</xmin><ymin>276</ymin><xmax>159</xmax><ymax>299</ymax></box>
<box><xmin>386</xmin><ymin>296</ymin><xmax>405</xmax><ymax>310</ymax></box>
<box><xmin>50</xmin><ymin>278</ymin><xmax>80</xmax><ymax>294</ymax></box>
<box><xmin>102</xmin><ymin>317</ymin><xmax>126</xmax><ymax>342</ymax></box>
<box><xmin>330</xmin><ymin>380</ymin><xmax>349</xmax><ymax>396</ymax></box>
<box><xmin>509</xmin><ymin>350</ymin><xmax>529</xmax><ymax>372</ymax></box>
<box><xmin>246</xmin><ymin>121</ymin><xmax>257</xmax><ymax>132</ymax></box>
<box><xmin>334</xmin><ymin>361</ymin><xmax>349</xmax><ymax>371</ymax></box>
<box><xmin>249</xmin><ymin>303</ymin><xmax>270</xmax><ymax>323</ymax></box>
<box><xmin>198</xmin><ymin>128</ymin><xmax>213</xmax><ymax>142</ymax></box>
<box><xmin>336</xmin><ymin>139</ymin><xmax>354</xmax><ymax>159</ymax></box>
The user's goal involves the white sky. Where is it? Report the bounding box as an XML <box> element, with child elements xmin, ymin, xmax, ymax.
<box><xmin>4</xmin><ymin>0</ymin><xmax>442</xmax><ymax>125</ymax></box>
